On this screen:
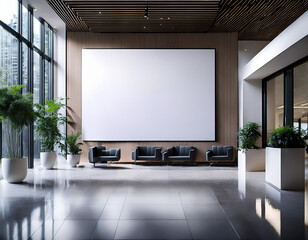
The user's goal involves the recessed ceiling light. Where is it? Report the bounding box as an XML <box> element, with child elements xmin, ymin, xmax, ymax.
<box><xmin>244</xmin><ymin>49</ymin><xmax>248</xmax><ymax>51</ymax></box>
<box><xmin>144</xmin><ymin>7</ymin><xmax>148</xmax><ymax>18</ymax></box>
<box><xmin>144</xmin><ymin>26</ymin><xmax>146</xmax><ymax>29</ymax></box>
<box><xmin>160</xmin><ymin>17</ymin><xmax>163</xmax><ymax>20</ymax></box>
<box><xmin>168</xmin><ymin>17</ymin><xmax>170</xmax><ymax>20</ymax></box>
<box><xmin>99</xmin><ymin>12</ymin><xmax>102</xmax><ymax>14</ymax></box>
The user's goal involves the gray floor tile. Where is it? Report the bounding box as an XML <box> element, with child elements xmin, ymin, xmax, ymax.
<box><xmin>114</xmin><ymin>220</ymin><xmax>192</xmax><ymax>239</ymax></box>
<box><xmin>92</xmin><ymin>220</ymin><xmax>118</xmax><ymax>239</ymax></box>
<box><xmin>30</xmin><ymin>220</ymin><xmax>64</xmax><ymax>240</ymax></box>
<box><xmin>188</xmin><ymin>219</ymin><xmax>239</xmax><ymax>240</ymax></box>
<box><xmin>100</xmin><ymin>204</ymin><xmax>123</xmax><ymax>220</ymax></box>
<box><xmin>183</xmin><ymin>204</ymin><xmax>227</xmax><ymax>220</ymax></box>
<box><xmin>53</xmin><ymin>220</ymin><xmax>97</xmax><ymax>240</ymax></box>
<box><xmin>66</xmin><ymin>205</ymin><xmax>104</xmax><ymax>220</ymax></box>
<box><xmin>0</xmin><ymin>161</ymin><xmax>306</xmax><ymax>240</ymax></box>
<box><xmin>120</xmin><ymin>204</ymin><xmax>186</xmax><ymax>220</ymax></box>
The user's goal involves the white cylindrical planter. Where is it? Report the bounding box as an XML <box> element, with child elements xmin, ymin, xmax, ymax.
<box><xmin>2</xmin><ymin>158</ymin><xmax>28</xmax><ymax>183</ymax></box>
<box><xmin>266</xmin><ymin>147</ymin><xmax>305</xmax><ymax>190</ymax></box>
<box><xmin>67</xmin><ymin>155</ymin><xmax>81</xmax><ymax>167</ymax></box>
<box><xmin>40</xmin><ymin>152</ymin><xmax>57</xmax><ymax>169</ymax></box>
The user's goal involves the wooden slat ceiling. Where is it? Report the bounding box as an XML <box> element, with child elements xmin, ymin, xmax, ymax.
<box><xmin>45</xmin><ymin>0</ymin><xmax>308</xmax><ymax>40</ymax></box>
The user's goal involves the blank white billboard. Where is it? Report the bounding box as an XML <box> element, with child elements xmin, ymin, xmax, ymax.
<box><xmin>82</xmin><ymin>49</ymin><xmax>215</xmax><ymax>141</ymax></box>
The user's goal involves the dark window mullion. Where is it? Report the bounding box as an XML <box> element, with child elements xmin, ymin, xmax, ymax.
<box><xmin>51</xmin><ymin>28</ymin><xmax>54</xmax><ymax>99</ymax></box>
<box><xmin>28</xmin><ymin>7</ymin><xmax>34</xmax><ymax>168</ymax></box>
<box><xmin>284</xmin><ymin>68</ymin><xmax>294</xmax><ymax>127</ymax></box>
<box><xmin>262</xmin><ymin>79</ymin><xmax>267</xmax><ymax>148</ymax></box>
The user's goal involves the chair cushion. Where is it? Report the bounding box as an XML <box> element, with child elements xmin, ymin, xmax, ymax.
<box><xmin>173</xmin><ymin>146</ymin><xmax>192</xmax><ymax>156</ymax></box>
<box><xmin>137</xmin><ymin>156</ymin><xmax>156</xmax><ymax>160</ymax></box>
<box><xmin>98</xmin><ymin>156</ymin><xmax>119</xmax><ymax>161</ymax></box>
<box><xmin>138</xmin><ymin>146</ymin><xmax>160</xmax><ymax>156</ymax></box>
<box><xmin>168</xmin><ymin>156</ymin><xmax>191</xmax><ymax>160</ymax></box>
<box><xmin>212</xmin><ymin>146</ymin><xmax>232</xmax><ymax>156</ymax></box>
<box><xmin>208</xmin><ymin>155</ymin><xmax>231</xmax><ymax>161</ymax></box>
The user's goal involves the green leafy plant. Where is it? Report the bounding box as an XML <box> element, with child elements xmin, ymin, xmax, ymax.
<box><xmin>59</xmin><ymin>132</ymin><xmax>83</xmax><ymax>157</ymax></box>
<box><xmin>267</xmin><ymin>126</ymin><xmax>306</xmax><ymax>148</ymax></box>
<box><xmin>238</xmin><ymin>122</ymin><xmax>261</xmax><ymax>152</ymax></box>
<box><xmin>0</xmin><ymin>85</ymin><xmax>35</xmax><ymax>158</ymax></box>
<box><xmin>35</xmin><ymin>98</ymin><xmax>67</xmax><ymax>152</ymax></box>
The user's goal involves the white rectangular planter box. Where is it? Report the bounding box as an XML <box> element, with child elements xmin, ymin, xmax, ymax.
<box><xmin>265</xmin><ymin>147</ymin><xmax>305</xmax><ymax>190</ymax></box>
<box><xmin>238</xmin><ymin>149</ymin><xmax>265</xmax><ymax>172</ymax></box>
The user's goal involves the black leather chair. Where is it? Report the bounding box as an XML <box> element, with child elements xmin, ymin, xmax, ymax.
<box><xmin>89</xmin><ymin>146</ymin><xmax>121</xmax><ymax>167</ymax></box>
<box><xmin>206</xmin><ymin>146</ymin><xmax>234</xmax><ymax>163</ymax></box>
<box><xmin>132</xmin><ymin>146</ymin><xmax>162</xmax><ymax>164</ymax></box>
<box><xmin>162</xmin><ymin>146</ymin><xmax>197</xmax><ymax>164</ymax></box>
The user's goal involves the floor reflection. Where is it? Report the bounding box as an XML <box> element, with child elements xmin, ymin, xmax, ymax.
<box><xmin>0</xmin><ymin>162</ymin><xmax>307</xmax><ymax>239</ymax></box>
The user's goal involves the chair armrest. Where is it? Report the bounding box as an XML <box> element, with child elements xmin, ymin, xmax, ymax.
<box><xmin>88</xmin><ymin>146</ymin><xmax>97</xmax><ymax>163</ymax></box>
<box><xmin>227</xmin><ymin>147</ymin><xmax>233</xmax><ymax>159</ymax></box>
<box><xmin>189</xmin><ymin>148</ymin><xmax>197</xmax><ymax>160</ymax></box>
<box><xmin>115</xmin><ymin>149</ymin><xmax>121</xmax><ymax>159</ymax></box>
<box><xmin>162</xmin><ymin>149</ymin><xmax>171</xmax><ymax>161</ymax></box>
<box><xmin>155</xmin><ymin>147</ymin><xmax>162</xmax><ymax>160</ymax></box>
<box><xmin>132</xmin><ymin>148</ymin><xmax>138</xmax><ymax>160</ymax></box>
<box><xmin>206</xmin><ymin>150</ymin><xmax>213</xmax><ymax>161</ymax></box>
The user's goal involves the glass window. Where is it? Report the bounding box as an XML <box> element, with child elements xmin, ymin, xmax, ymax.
<box><xmin>45</xmin><ymin>24</ymin><xmax>52</xmax><ymax>56</ymax></box>
<box><xmin>0</xmin><ymin>26</ymin><xmax>19</xmax><ymax>87</ymax></box>
<box><xmin>22</xmin><ymin>43</ymin><xmax>28</xmax><ymax>93</ymax></box>
<box><xmin>33</xmin><ymin>51</ymin><xmax>41</xmax><ymax>159</ymax></box>
<box><xmin>266</xmin><ymin>74</ymin><xmax>284</xmax><ymax>139</ymax></box>
<box><xmin>33</xmin><ymin>51</ymin><xmax>41</xmax><ymax>104</ymax></box>
<box><xmin>294</xmin><ymin>61</ymin><xmax>308</xmax><ymax>133</ymax></box>
<box><xmin>0</xmin><ymin>0</ymin><xmax>18</xmax><ymax>32</ymax></box>
<box><xmin>22</xmin><ymin>4</ymin><xmax>29</xmax><ymax>39</ymax></box>
<box><xmin>44</xmin><ymin>60</ymin><xmax>51</xmax><ymax>100</ymax></box>
<box><xmin>33</xmin><ymin>17</ymin><xmax>41</xmax><ymax>50</ymax></box>
<box><xmin>0</xmin><ymin>25</ymin><xmax>19</xmax><ymax>157</ymax></box>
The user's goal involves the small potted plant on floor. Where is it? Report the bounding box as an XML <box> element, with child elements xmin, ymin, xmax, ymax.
<box><xmin>238</xmin><ymin>122</ymin><xmax>265</xmax><ymax>171</ymax></box>
<box><xmin>0</xmin><ymin>85</ymin><xmax>35</xmax><ymax>183</ymax></box>
<box><xmin>60</xmin><ymin>132</ymin><xmax>83</xmax><ymax>167</ymax></box>
<box><xmin>266</xmin><ymin>126</ymin><xmax>306</xmax><ymax>190</ymax></box>
<box><xmin>35</xmin><ymin>99</ymin><xmax>66</xmax><ymax>169</ymax></box>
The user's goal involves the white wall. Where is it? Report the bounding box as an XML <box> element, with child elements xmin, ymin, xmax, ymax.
<box><xmin>238</xmin><ymin>41</ymin><xmax>269</xmax><ymax>128</ymax></box>
<box><xmin>243</xmin><ymin>11</ymin><xmax>308</xmax><ymax>80</ymax></box>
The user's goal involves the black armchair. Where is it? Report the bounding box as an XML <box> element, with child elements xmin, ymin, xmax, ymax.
<box><xmin>162</xmin><ymin>146</ymin><xmax>197</xmax><ymax>164</ymax></box>
<box><xmin>132</xmin><ymin>146</ymin><xmax>162</xmax><ymax>164</ymax></box>
<box><xmin>206</xmin><ymin>146</ymin><xmax>233</xmax><ymax>162</ymax></box>
<box><xmin>88</xmin><ymin>146</ymin><xmax>121</xmax><ymax>167</ymax></box>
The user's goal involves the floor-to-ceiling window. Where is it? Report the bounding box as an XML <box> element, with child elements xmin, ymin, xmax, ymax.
<box><xmin>0</xmin><ymin>0</ymin><xmax>53</xmax><ymax>168</ymax></box>
<box><xmin>266</xmin><ymin>74</ymin><xmax>284</xmax><ymax>140</ymax></box>
<box><xmin>262</xmin><ymin>57</ymin><xmax>308</xmax><ymax>148</ymax></box>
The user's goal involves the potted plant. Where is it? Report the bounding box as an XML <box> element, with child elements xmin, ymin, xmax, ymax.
<box><xmin>266</xmin><ymin>126</ymin><xmax>306</xmax><ymax>190</ymax></box>
<box><xmin>35</xmin><ymin>99</ymin><xmax>66</xmax><ymax>169</ymax></box>
<box><xmin>238</xmin><ymin>122</ymin><xmax>265</xmax><ymax>171</ymax></box>
<box><xmin>60</xmin><ymin>132</ymin><xmax>83</xmax><ymax>167</ymax></box>
<box><xmin>0</xmin><ymin>85</ymin><xmax>35</xmax><ymax>183</ymax></box>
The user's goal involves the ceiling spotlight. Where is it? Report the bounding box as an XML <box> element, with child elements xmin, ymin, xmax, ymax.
<box><xmin>99</xmin><ymin>11</ymin><xmax>102</xmax><ymax>14</ymax></box>
<box><xmin>144</xmin><ymin>7</ymin><xmax>148</xmax><ymax>18</ymax></box>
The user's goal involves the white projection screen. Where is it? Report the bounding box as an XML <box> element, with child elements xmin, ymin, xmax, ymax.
<box><xmin>82</xmin><ymin>49</ymin><xmax>215</xmax><ymax>141</ymax></box>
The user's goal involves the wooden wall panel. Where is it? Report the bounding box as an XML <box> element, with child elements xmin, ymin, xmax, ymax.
<box><xmin>66</xmin><ymin>32</ymin><xmax>238</xmax><ymax>163</ymax></box>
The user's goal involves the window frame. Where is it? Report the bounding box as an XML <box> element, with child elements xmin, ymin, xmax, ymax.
<box><xmin>262</xmin><ymin>56</ymin><xmax>308</xmax><ymax>147</ymax></box>
<box><xmin>0</xmin><ymin>0</ymin><xmax>54</xmax><ymax>168</ymax></box>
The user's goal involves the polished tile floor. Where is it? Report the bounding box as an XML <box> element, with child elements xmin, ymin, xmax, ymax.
<box><xmin>0</xmin><ymin>160</ymin><xmax>307</xmax><ymax>240</ymax></box>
